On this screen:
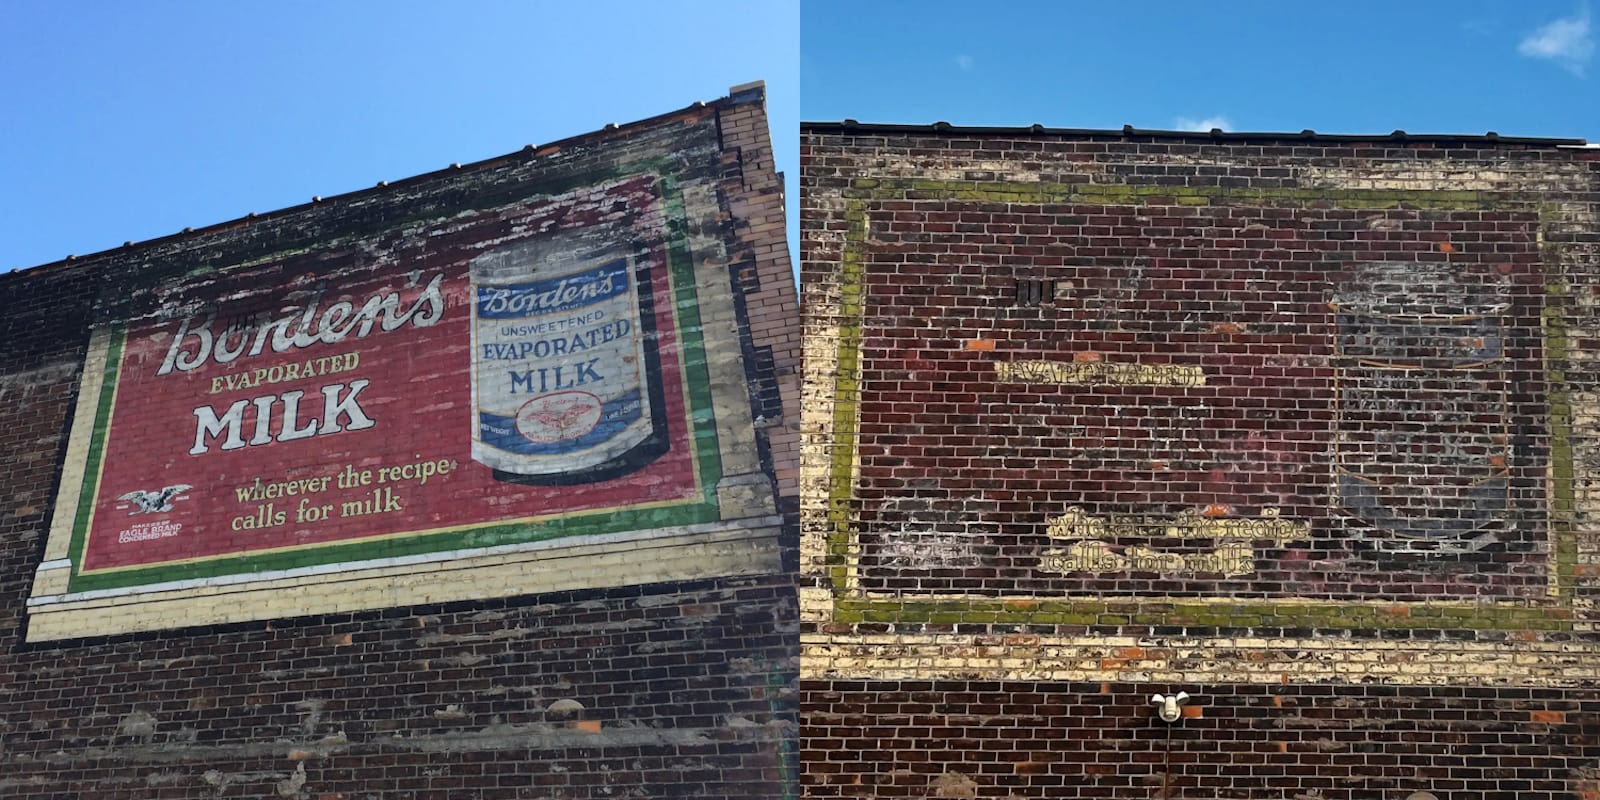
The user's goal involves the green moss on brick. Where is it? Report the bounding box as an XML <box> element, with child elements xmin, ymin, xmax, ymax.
<box><xmin>826</xmin><ymin>202</ymin><xmax>869</xmax><ymax>593</ymax></box>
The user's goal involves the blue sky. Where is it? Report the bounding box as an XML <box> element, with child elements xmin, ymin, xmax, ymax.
<box><xmin>6</xmin><ymin>2</ymin><xmax>1594</xmax><ymax>277</ymax></box>
<box><xmin>802</xmin><ymin>1</ymin><xmax>1598</xmax><ymax>139</ymax></box>
<box><xmin>0</xmin><ymin>2</ymin><xmax>798</xmax><ymax>273</ymax></box>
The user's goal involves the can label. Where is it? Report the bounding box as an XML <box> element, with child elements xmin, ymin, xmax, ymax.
<box><xmin>471</xmin><ymin>243</ymin><xmax>658</xmax><ymax>481</ymax></box>
<box><xmin>1330</xmin><ymin>262</ymin><xmax>1509</xmax><ymax>549</ymax></box>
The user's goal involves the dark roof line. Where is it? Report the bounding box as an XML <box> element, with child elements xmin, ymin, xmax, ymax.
<box><xmin>801</xmin><ymin>120</ymin><xmax>1586</xmax><ymax>147</ymax></box>
<box><xmin>9</xmin><ymin>82</ymin><xmax>767</xmax><ymax>278</ymax></box>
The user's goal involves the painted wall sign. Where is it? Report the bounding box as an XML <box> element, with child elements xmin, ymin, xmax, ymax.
<box><xmin>1331</xmin><ymin>262</ymin><xmax>1511</xmax><ymax>552</ymax></box>
<box><xmin>809</xmin><ymin>184</ymin><xmax>1550</xmax><ymax>607</ymax></box>
<box><xmin>469</xmin><ymin>226</ymin><xmax>668</xmax><ymax>484</ymax></box>
<box><xmin>1038</xmin><ymin>506</ymin><xmax>1310</xmax><ymax>578</ymax></box>
<box><xmin>995</xmin><ymin>359</ymin><xmax>1206</xmax><ymax>387</ymax></box>
<box><xmin>28</xmin><ymin>169</ymin><xmax>783</xmax><ymax>638</ymax></box>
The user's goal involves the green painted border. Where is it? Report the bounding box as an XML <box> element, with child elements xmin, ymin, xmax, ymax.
<box><xmin>824</xmin><ymin>181</ymin><xmax>1579</xmax><ymax>630</ymax></box>
<box><xmin>65</xmin><ymin>172</ymin><xmax>726</xmax><ymax>594</ymax></box>
<box><xmin>1540</xmin><ymin>205</ymin><xmax>1578</xmax><ymax>598</ymax></box>
<box><xmin>825</xmin><ymin>202</ymin><xmax>868</xmax><ymax>591</ymax></box>
<box><xmin>64</xmin><ymin>328</ymin><xmax>125</xmax><ymax>574</ymax></box>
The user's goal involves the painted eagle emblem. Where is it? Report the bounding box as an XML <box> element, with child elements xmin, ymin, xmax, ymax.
<box><xmin>525</xmin><ymin>404</ymin><xmax>594</xmax><ymax>437</ymax></box>
<box><xmin>116</xmin><ymin>484</ymin><xmax>194</xmax><ymax>515</ymax></box>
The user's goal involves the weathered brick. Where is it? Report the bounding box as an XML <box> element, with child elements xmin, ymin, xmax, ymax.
<box><xmin>800</xmin><ymin>123</ymin><xmax>1600</xmax><ymax>798</ymax></box>
<box><xmin>0</xmin><ymin>86</ymin><xmax>798</xmax><ymax>798</ymax></box>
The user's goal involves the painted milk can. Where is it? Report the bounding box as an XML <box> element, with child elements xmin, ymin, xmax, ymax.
<box><xmin>470</xmin><ymin>225</ymin><xmax>667</xmax><ymax>485</ymax></box>
<box><xmin>1330</xmin><ymin>262</ymin><xmax>1509</xmax><ymax>550</ymax></box>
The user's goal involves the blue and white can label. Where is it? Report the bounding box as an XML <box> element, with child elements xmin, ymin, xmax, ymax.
<box><xmin>470</xmin><ymin>233</ymin><xmax>657</xmax><ymax>481</ymax></box>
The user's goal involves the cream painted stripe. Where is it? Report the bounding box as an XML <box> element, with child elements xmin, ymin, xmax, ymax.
<box><xmin>797</xmin><ymin>588</ymin><xmax>1560</xmax><ymax>623</ymax></box>
<box><xmin>38</xmin><ymin>327</ymin><xmax>110</xmax><ymax>564</ymax></box>
<box><xmin>31</xmin><ymin>517</ymin><xmax>782</xmax><ymax>606</ymax></box>
<box><xmin>802</xmin><ymin>635</ymin><xmax>1600</xmax><ymax>687</ymax></box>
<box><xmin>29</xmin><ymin>531</ymin><xmax>782</xmax><ymax>641</ymax></box>
<box><xmin>847</xmin><ymin>591</ymin><xmax>1539</xmax><ymax>610</ymax></box>
<box><xmin>800</xmin><ymin>327</ymin><xmax>842</xmax><ymax>577</ymax></box>
<box><xmin>799</xmin><ymin>239</ymin><xmax>846</xmax><ymax>582</ymax></box>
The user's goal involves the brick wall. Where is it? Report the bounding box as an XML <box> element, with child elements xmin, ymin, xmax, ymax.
<box><xmin>804</xmin><ymin>682</ymin><xmax>1599</xmax><ymax>799</ymax></box>
<box><xmin>800</xmin><ymin>125</ymin><xmax>1600</xmax><ymax>799</ymax></box>
<box><xmin>0</xmin><ymin>87</ymin><xmax>797</xmax><ymax>798</ymax></box>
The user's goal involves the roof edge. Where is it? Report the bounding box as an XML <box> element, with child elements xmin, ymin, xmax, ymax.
<box><xmin>6</xmin><ymin>85</ymin><xmax>767</xmax><ymax>279</ymax></box>
<box><xmin>800</xmin><ymin>120</ymin><xmax>1586</xmax><ymax>147</ymax></box>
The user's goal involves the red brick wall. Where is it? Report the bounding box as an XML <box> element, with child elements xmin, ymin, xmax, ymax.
<box><xmin>800</xmin><ymin>126</ymin><xmax>1600</xmax><ymax>800</ymax></box>
<box><xmin>847</xmin><ymin>201</ymin><xmax>1547</xmax><ymax>600</ymax></box>
<box><xmin>803</xmin><ymin>681</ymin><xmax>1599</xmax><ymax>799</ymax></box>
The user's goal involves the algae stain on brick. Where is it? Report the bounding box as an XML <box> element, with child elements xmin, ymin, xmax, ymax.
<box><xmin>117</xmin><ymin>709</ymin><xmax>157</xmax><ymax>743</ymax></box>
<box><xmin>931</xmin><ymin>770</ymin><xmax>978</xmax><ymax>799</ymax></box>
<box><xmin>274</xmin><ymin>762</ymin><xmax>306</xmax><ymax>798</ymax></box>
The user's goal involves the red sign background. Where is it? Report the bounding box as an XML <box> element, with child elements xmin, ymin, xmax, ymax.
<box><xmin>79</xmin><ymin>181</ymin><xmax>700</xmax><ymax>574</ymax></box>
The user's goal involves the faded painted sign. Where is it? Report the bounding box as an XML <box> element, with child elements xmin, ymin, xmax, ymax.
<box><xmin>1039</xmin><ymin>506</ymin><xmax>1309</xmax><ymax>578</ymax></box>
<box><xmin>61</xmin><ymin>177</ymin><xmax>711</xmax><ymax>587</ymax></box>
<box><xmin>469</xmin><ymin>219</ymin><xmax>667</xmax><ymax>484</ymax></box>
<box><xmin>995</xmin><ymin>359</ymin><xmax>1206</xmax><ymax>387</ymax></box>
<box><xmin>1331</xmin><ymin>262</ymin><xmax>1511</xmax><ymax>552</ymax></box>
<box><xmin>29</xmin><ymin>168</ymin><xmax>783</xmax><ymax>638</ymax></box>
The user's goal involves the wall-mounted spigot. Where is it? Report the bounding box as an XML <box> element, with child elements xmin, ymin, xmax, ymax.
<box><xmin>1151</xmin><ymin>691</ymin><xmax>1190</xmax><ymax>723</ymax></box>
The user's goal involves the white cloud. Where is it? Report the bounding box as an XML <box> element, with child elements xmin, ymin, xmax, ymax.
<box><xmin>1174</xmin><ymin>116</ymin><xmax>1232</xmax><ymax>132</ymax></box>
<box><xmin>1518</xmin><ymin>8</ymin><xmax>1594</xmax><ymax>76</ymax></box>
<box><xmin>955</xmin><ymin>54</ymin><xmax>973</xmax><ymax>71</ymax></box>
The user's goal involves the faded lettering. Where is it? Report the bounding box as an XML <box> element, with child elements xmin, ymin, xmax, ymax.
<box><xmin>995</xmin><ymin>359</ymin><xmax>1206</xmax><ymax>387</ymax></box>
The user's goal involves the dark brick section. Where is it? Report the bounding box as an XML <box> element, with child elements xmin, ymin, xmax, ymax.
<box><xmin>848</xmin><ymin>203</ymin><xmax>1547</xmax><ymax>600</ymax></box>
<box><xmin>0</xmin><ymin>574</ymin><xmax>794</xmax><ymax>797</ymax></box>
<box><xmin>0</xmin><ymin>91</ymin><xmax>798</xmax><ymax>798</ymax></box>
<box><xmin>803</xmin><ymin>681</ymin><xmax>1600</xmax><ymax>800</ymax></box>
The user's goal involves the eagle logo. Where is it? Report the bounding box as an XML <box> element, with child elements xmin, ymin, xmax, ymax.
<box><xmin>515</xmin><ymin>391</ymin><xmax>602</xmax><ymax>444</ymax></box>
<box><xmin>116</xmin><ymin>484</ymin><xmax>194</xmax><ymax>515</ymax></box>
<box><xmin>524</xmin><ymin>403</ymin><xmax>595</xmax><ymax>438</ymax></box>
